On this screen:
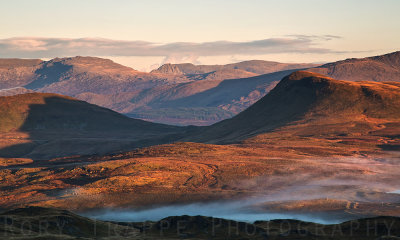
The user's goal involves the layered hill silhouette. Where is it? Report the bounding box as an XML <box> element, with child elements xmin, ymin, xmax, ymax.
<box><xmin>3</xmin><ymin>207</ymin><xmax>400</xmax><ymax>240</ymax></box>
<box><xmin>0</xmin><ymin>93</ymin><xmax>184</xmax><ymax>159</ymax></box>
<box><xmin>186</xmin><ymin>71</ymin><xmax>400</xmax><ymax>143</ymax></box>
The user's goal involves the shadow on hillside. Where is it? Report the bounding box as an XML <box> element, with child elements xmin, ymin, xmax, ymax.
<box><xmin>128</xmin><ymin>69</ymin><xmax>306</xmax><ymax>125</ymax></box>
<box><xmin>159</xmin><ymin>69</ymin><xmax>298</xmax><ymax>108</ymax></box>
<box><xmin>24</xmin><ymin>61</ymin><xmax>73</xmax><ymax>89</ymax></box>
<box><xmin>0</xmin><ymin>96</ymin><xmax>186</xmax><ymax>161</ymax></box>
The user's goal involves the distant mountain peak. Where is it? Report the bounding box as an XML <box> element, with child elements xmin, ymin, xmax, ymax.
<box><xmin>151</xmin><ymin>63</ymin><xmax>184</xmax><ymax>75</ymax></box>
<box><xmin>44</xmin><ymin>56</ymin><xmax>138</xmax><ymax>72</ymax></box>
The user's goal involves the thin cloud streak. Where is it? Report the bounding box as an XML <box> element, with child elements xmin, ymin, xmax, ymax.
<box><xmin>0</xmin><ymin>36</ymin><xmax>346</xmax><ymax>62</ymax></box>
<box><xmin>285</xmin><ymin>34</ymin><xmax>343</xmax><ymax>41</ymax></box>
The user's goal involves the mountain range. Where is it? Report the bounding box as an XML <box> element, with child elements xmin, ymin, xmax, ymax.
<box><xmin>1</xmin><ymin>68</ymin><xmax>400</xmax><ymax>159</ymax></box>
<box><xmin>1</xmin><ymin>51</ymin><xmax>399</xmax><ymax>125</ymax></box>
<box><xmin>0</xmin><ymin>57</ymin><xmax>318</xmax><ymax>125</ymax></box>
<box><xmin>150</xmin><ymin>60</ymin><xmax>316</xmax><ymax>75</ymax></box>
<box><xmin>0</xmin><ymin>51</ymin><xmax>399</xmax><ymax>159</ymax></box>
<box><xmin>0</xmin><ymin>52</ymin><xmax>397</xmax><ymax>125</ymax></box>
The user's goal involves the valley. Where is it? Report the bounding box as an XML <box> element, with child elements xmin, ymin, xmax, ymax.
<box><xmin>0</xmin><ymin>52</ymin><xmax>399</xmax><ymax>239</ymax></box>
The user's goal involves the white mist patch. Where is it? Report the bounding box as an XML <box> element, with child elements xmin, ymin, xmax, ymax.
<box><xmin>82</xmin><ymin>199</ymin><xmax>347</xmax><ymax>225</ymax></box>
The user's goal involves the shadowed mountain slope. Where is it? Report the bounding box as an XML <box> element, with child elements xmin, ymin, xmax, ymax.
<box><xmin>123</xmin><ymin>70</ymin><xmax>295</xmax><ymax>125</ymax></box>
<box><xmin>0</xmin><ymin>93</ymin><xmax>184</xmax><ymax>159</ymax></box>
<box><xmin>185</xmin><ymin>71</ymin><xmax>400</xmax><ymax>143</ymax></box>
<box><xmin>0</xmin><ymin>93</ymin><xmax>179</xmax><ymax>133</ymax></box>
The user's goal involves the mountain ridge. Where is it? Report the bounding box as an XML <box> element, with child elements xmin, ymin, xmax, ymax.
<box><xmin>1</xmin><ymin>51</ymin><xmax>399</xmax><ymax>125</ymax></box>
<box><xmin>309</xmin><ymin>51</ymin><xmax>400</xmax><ymax>82</ymax></box>
<box><xmin>151</xmin><ymin>60</ymin><xmax>318</xmax><ymax>75</ymax></box>
<box><xmin>185</xmin><ymin>71</ymin><xmax>400</xmax><ymax>143</ymax></box>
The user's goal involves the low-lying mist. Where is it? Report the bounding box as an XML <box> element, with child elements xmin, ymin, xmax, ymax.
<box><xmin>82</xmin><ymin>155</ymin><xmax>400</xmax><ymax>224</ymax></box>
<box><xmin>82</xmin><ymin>199</ymin><xmax>348</xmax><ymax>224</ymax></box>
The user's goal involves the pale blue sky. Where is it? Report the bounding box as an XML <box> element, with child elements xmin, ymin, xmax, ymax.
<box><xmin>0</xmin><ymin>0</ymin><xmax>399</xmax><ymax>71</ymax></box>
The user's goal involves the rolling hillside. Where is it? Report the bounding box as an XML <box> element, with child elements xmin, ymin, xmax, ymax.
<box><xmin>186</xmin><ymin>71</ymin><xmax>400</xmax><ymax>143</ymax></box>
